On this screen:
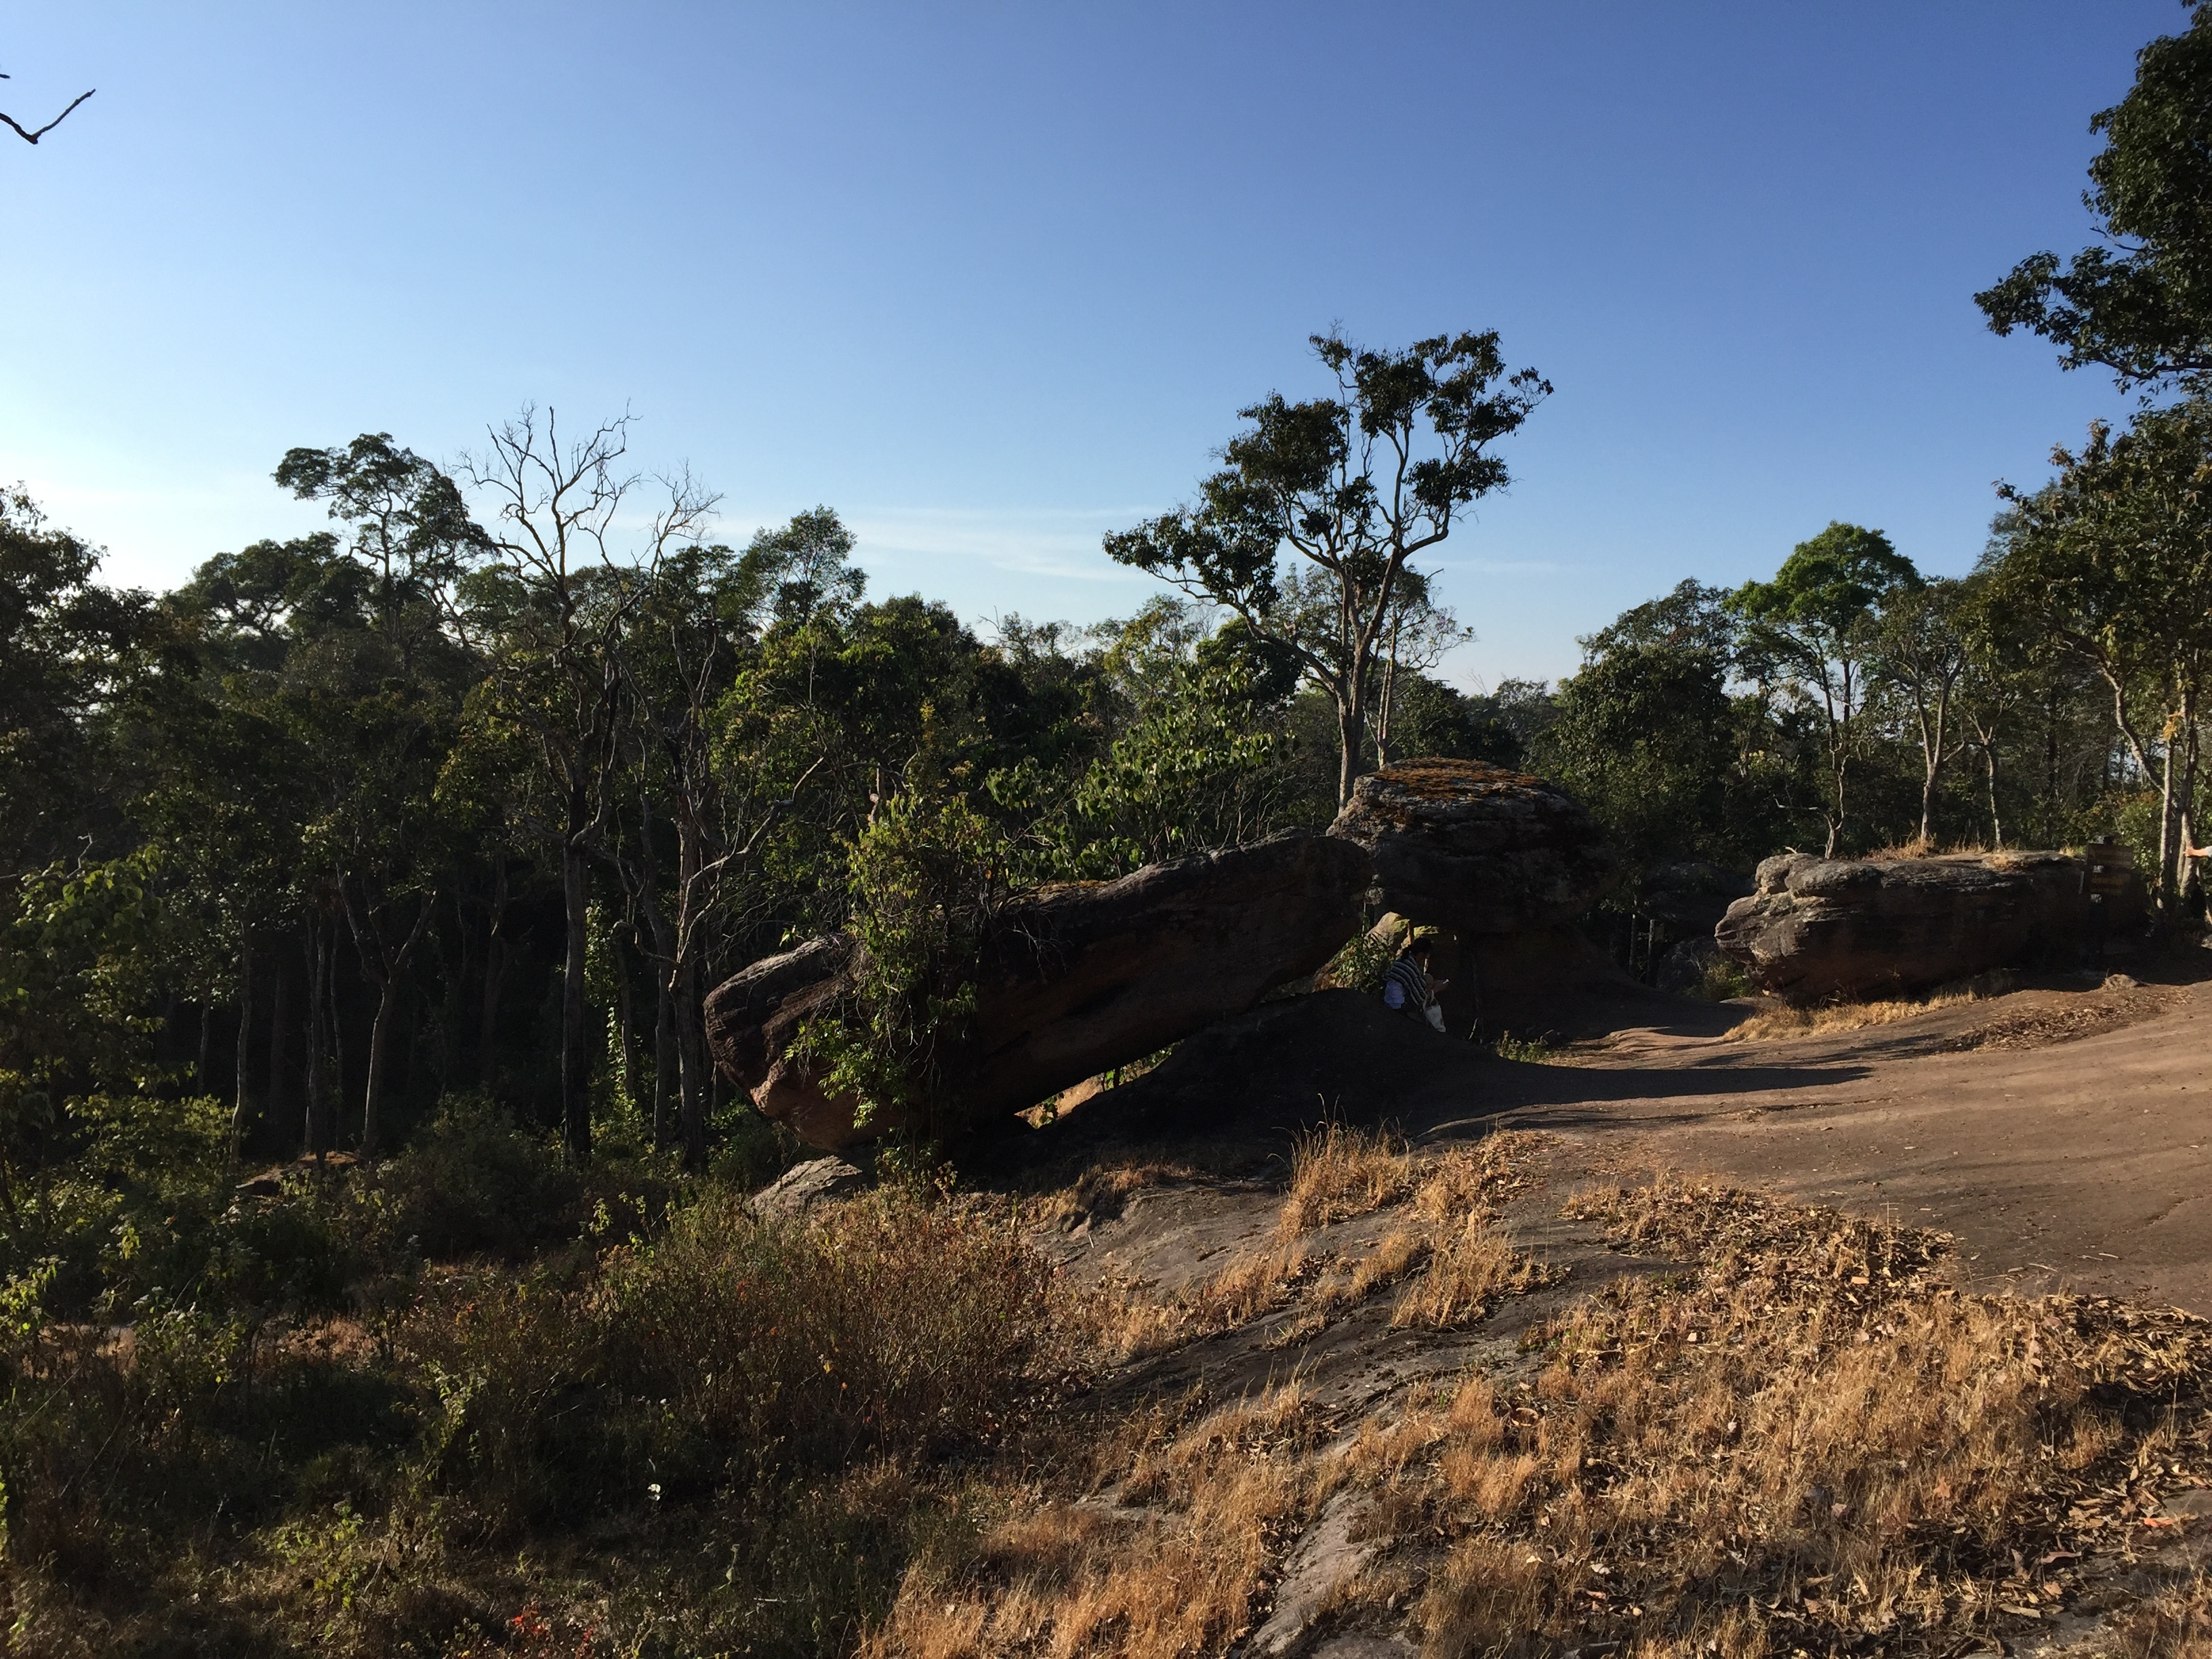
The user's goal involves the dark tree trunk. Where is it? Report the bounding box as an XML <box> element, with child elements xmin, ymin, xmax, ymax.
<box><xmin>615</xmin><ymin>933</ymin><xmax>643</xmax><ymax>1123</ymax></box>
<box><xmin>267</xmin><ymin>935</ymin><xmax>294</xmax><ymax>1139</ymax></box>
<box><xmin>677</xmin><ymin>952</ymin><xmax>705</xmax><ymax>1170</ymax></box>
<box><xmin>328</xmin><ymin>932</ymin><xmax>348</xmax><ymax>1151</ymax></box>
<box><xmin>363</xmin><ymin>977</ymin><xmax>400</xmax><ymax>1158</ymax></box>
<box><xmin>653</xmin><ymin>975</ymin><xmax>675</xmax><ymax>1151</ymax></box>
<box><xmin>478</xmin><ymin>855</ymin><xmax>509</xmax><ymax>1089</ymax></box>
<box><xmin>230</xmin><ymin>943</ymin><xmax>254</xmax><ymax>1160</ymax></box>
<box><xmin>304</xmin><ymin>920</ymin><xmax>329</xmax><ymax>1158</ymax></box>
<box><xmin>560</xmin><ymin>841</ymin><xmax>592</xmax><ymax>1166</ymax></box>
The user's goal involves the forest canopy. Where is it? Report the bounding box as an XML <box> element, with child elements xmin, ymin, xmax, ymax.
<box><xmin>7</xmin><ymin>6</ymin><xmax>2212</xmax><ymax>1630</ymax></box>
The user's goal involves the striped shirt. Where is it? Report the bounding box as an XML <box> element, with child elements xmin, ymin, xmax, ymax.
<box><xmin>1382</xmin><ymin>956</ymin><xmax>1431</xmax><ymax>1013</ymax></box>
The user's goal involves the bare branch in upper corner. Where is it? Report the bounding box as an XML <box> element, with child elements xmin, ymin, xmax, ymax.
<box><xmin>0</xmin><ymin>84</ymin><xmax>96</xmax><ymax>145</ymax></box>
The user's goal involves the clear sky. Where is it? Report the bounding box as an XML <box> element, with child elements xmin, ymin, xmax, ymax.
<box><xmin>1</xmin><ymin>1</ymin><xmax>2176</xmax><ymax>685</ymax></box>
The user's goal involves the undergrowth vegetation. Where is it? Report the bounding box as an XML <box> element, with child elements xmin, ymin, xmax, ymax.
<box><xmin>9</xmin><ymin>1103</ymin><xmax>2212</xmax><ymax>1658</ymax></box>
<box><xmin>0</xmin><ymin>1110</ymin><xmax>1064</xmax><ymax>1658</ymax></box>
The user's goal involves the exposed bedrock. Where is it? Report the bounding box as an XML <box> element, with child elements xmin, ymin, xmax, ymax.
<box><xmin>1714</xmin><ymin>849</ymin><xmax>2147</xmax><ymax>1006</ymax></box>
<box><xmin>704</xmin><ymin>830</ymin><xmax>1374</xmax><ymax>1151</ymax></box>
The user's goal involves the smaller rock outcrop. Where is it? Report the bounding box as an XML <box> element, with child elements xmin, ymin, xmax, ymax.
<box><xmin>1715</xmin><ymin>849</ymin><xmax>2146</xmax><ymax>1006</ymax></box>
<box><xmin>750</xmin><ymin>1155</ymin><xmax>869</xmax><ymax>1219</ymax></box>
<box><xmin>705</xmin><ymin>831</ymin><xmax>1374</xmax><ymax>1151</ymax></box>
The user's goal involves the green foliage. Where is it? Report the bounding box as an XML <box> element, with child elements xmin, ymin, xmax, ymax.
<box><xmin>348</xmin><ymin>1092</ymin><xmax>588</xmax><ymax>1261</ymax></box>
<box><xmin>1107</xmin><ymin>329</ymin><xmax>1549</xmax><ymax>801</ymax></box>
<box><xmin>1977</xmin><ymin>2</ymin><xmax>2212</xmax><ymax>390</ymax></box>
<box><xmin>1010</xmin><ymin>656</ymin><xmax>1297</xmax><ymax>879</ymax></box>
<box><xmin>0</xmin><ymin>1159</ymin><xmax>1060</xmax><ymax>1658</ymax></box>
<box><xmin>1315</xmin><ymin>928</ymin><xmax>1395</xmax><ymax>994</ymax></box>
<box><xmin>0</xmin><ymin>485</ymin><xmax>152</xmax><ymax>873</ymax></box>
<box><xmin>1385</xmin><ymin>671</ymin><xmax>1525</xmax><ymax>767</ymax></box>
<box><xmin>1537</xmin><ymin>645</ymin><xmax>1740</xmax><ymax>866</ymax></box>
<box><xmin>801</xmin><ymin>790</ymin><xmax>1010</xmax><ymax>1134</ymax></box>
<box><xmin>0</xmin><ymin>851</ymin><xmax>178</xmax><ymax>1254</ymax></box>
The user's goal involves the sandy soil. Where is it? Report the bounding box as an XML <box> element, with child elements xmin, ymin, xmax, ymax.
<box><xmin>1441</xmin><ymin>970</ymin><xmax>2212</xmax><ymax>1312</ymax></box>
<box><xmin>1010</xmin><ymin>956</ymin><xmax>2212</xmax><ymax>1315</ymax></box>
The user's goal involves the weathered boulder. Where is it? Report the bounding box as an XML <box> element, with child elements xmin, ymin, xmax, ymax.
<box><xmin>750</xmin><ymin>1155</ymin><xmax>869</xmax><ymax>1219</ymax></box>
<box><xmin>705</xmin><ymin>831</ymin><xmax>1374</xmax><ymax>1151</ymax></box>
<box><xmin>1326</xmin><ymin>758</ymin><xmax>1620</xmax><ymax>937</ymax></box>
<box><xmin>1326</xmin><ymin>758</ymin><xmax>1624</xmax><ymax>1028</ymax></box>
<box><xmin>1714</xmin><ymin>849</ymin><xmax>2146</xmax><ymax>1006</ymax></box>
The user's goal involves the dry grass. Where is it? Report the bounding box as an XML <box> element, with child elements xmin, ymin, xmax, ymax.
<box><xmin>870</xmin><ymin>1164</ymin><xmax>2212</xmax><ymax>1658</ymax></box>
<box><xmin>2112</xmin><ymin>1571</ymin><xmax>2212</xmax><ymax>1659</ymax></box>
<box><xmin>861</xmin><ymin>1383</ymin><xmax>1330</xmax><ymax>1659</ymax></box>
<box><xmin>1277</xmin><ymin>1121</ymin><xmax>1417</xmax><ymax>1235</ymax></box>
<box><xmin>1390</xmin><ymin>1213</ymin><xmax>1550</xmax><ymax>1328</ymax></box>
<box><xmin>1334</xmin><ymin>1181</ymin><xmax>2212</xmax><ymax>1658</ymax></box>
<box><xmin>1858</xmin><ymin>837</ymin><xmax>1990</xmax><ymax>861</ymax></box>
<box><xmin>1730</xmin><ymin>987</ymin><xmax>1982</xmax><ymax>1041</ymax></box>
<box><xmin>1094</xmin><ymin>1128</ymin><xmax>1551</xmax><ymax>1357</ymax></box>
<box><xmin>870</xmin><ymin>1132</ymin><xmax>1556</xmax><ymax>1654</ymax></box>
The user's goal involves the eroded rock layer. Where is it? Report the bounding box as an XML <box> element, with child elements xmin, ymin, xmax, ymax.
<box><xmin>1714</xmin><ymin>849</ymin><xmax>2146</xmax><ymax>1006</ymax></box>
<box><xmin>1326</xmin><ymin>758</ymin><xmax>1620</xmax><ymax>937</ymax></box>
<box><xmin>704</xmin><ymin>830</ymin><xmax>1373</xmax><ymax>1150</ymax></box>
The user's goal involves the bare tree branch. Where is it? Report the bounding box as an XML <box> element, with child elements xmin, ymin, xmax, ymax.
<box><xmin>0</xmin><ymin>83</ymin><xmax>95</xmax><ymax>145</ymax></box>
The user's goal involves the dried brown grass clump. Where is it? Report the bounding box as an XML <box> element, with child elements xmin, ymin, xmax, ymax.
<box><xmin>1091</xmin><ymin>1130</ymin><xmax>1553</xmax><ymax>1359</ymax></box>
<box><xmin>1338</xmin><ymin>1182</ymin><xmax>2212</xmax><ymax>1659</ymax></box>
<box><xmin>1390</xmin><ymin>1214</ymin><xmax>1551</xmax><ymax>1328</ymax></box>
<box><xmin>1730</xmin><ymin>988</ymin><xmax>1980</xmax><ymax>1041</ymax></box>
<box><xmin>1277</xmin><ymin>1122</ymin><xmax>1416</xmax><ymax>1235</ymax></box>
<box><xmin>862</xmin><ymin>1383</ymin><xmax>1331</xmax><ymax>1659</ymax></box>
<box><xmin>2112</xmin><ymin>1571</ymin><xmax>2212</xmax><ymax>1659</ymax></box>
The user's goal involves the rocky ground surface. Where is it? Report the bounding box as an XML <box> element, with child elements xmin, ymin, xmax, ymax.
<box><xmin>884</xmin><ymin>956</ymin><xmax>2212</xmax><ymax>1657</ymax></box>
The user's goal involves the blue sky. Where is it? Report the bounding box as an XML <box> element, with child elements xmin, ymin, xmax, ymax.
<box><xmin>1</xmin><ymin>2</ymin><xmax>2175</xmax><ymax>684</ymax></box>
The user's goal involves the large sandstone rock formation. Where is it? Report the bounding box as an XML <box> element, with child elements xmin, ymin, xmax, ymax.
<box><xmin>1326</xmin><ymin>758</ymin><xmax>1624</xmax><ymax>1031</ymax></box>
<box><xmin>1328</xmin><ymin>759</ymin><xmax>1619</xmax><ymax>936</ymax></box>
<box><xmin>705</xmin><ymin>831</ymin><xmax>1373</xmax><ymax>1150</ymax></box>
<box><xmin>1714</xmin><ymin>849</ymin><xmax>2146</xmax><ymax>1006</ymax></box>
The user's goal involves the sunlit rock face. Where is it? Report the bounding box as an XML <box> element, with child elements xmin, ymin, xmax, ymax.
<box><xmin>705</xmin><ymin>831</ymin><xmax>1373</xmax><ymax>1151</ymax></box>
<box><xmin>1715</xmin><ymin>849</ymin><xmax>2147</xmax><ymax>1006</ymax></box>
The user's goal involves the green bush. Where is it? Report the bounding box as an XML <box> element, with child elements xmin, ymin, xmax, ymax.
<box><xmin>402</xmin><ymin>1185</ymin><xmax>1059</xmax><ymax>1532</ymax></box>
<box><xmin>346</xmin><ymin>1092</ymin><xmax>583</xmax><ymax>1261</ymax></box>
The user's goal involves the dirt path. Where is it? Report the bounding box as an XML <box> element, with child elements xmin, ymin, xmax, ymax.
<box><xmin>1406</xmin><ymin>975</ymin><xmax>2212</xmax><ymax>1312</ymax></box>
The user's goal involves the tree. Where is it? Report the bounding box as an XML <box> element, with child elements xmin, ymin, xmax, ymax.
<box><xmin>1536</xmin><ymin>643</ymin><xmax>1738</xmax><ymax>867</ymax></box>
<box><xmin>1730</xmin><ymin>523</ymin><xmax>1921</xmax><ymax>855</ymax></box>
<box><xmin>460</xmin><ymin>409</ymin><xmax>714</xmax><ymax>1165</ymax></box>
<box><xmin>1987</xmin><ymin>400</ymin><xmax>2212</xmax><ymax>908</ymax></box>
<box><xmin>617</xmin><ymin>531</ymin><xmax>826</xmax><ymax>1167</ymax></box>
<box><xmin>0</xmin><ymin>488</ymin><xmax>148</xmax><ymax>875</ymax></box>
<box><xmin>1105</xmin><ymin>331</ymin><xmax>1548</xmax><ymax>805</ymax></box>
<box><xmin>1362</xmin><ymin>567</ymin><xmax>1472</xmax><ymax>771</ymax></box>
<box><xmin>275</xmin><ymin>433</ymin><xmax>492</xmax><ymax>676</ymax></box>
<box><xmin>0</xmin><ymin>73</ymin><xmax>94</xmax><ymax>146</ymax></box>
<box><xmin>1949</xmin><ymin>571</ymin><xmax>2038</xmax><ymax>849</ymax></box>
<box><xmin>1976</xmin><ymin>3</ymin><xmax>2212</xmax><ymax>391</ymax></box>
<box><xmin>1872</xmin><ymin>579</ymin><xmax>1971</xmax><ymax>845</ymax></box>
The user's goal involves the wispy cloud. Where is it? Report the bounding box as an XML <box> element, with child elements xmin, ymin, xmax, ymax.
<box><xmin>796</xmin><ymin>504</ymin><xmax>1158</xmax><ymax>585</ymax></box>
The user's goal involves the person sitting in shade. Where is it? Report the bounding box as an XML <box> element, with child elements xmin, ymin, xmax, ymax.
<box><xmin>1382</xmin><ymin>929</ymin><xmax>1449</xmax><ymax>1033</ymax></box>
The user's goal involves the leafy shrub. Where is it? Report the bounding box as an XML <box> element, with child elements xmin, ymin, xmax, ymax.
<box><xmin>348</xmin><ymin>1092</ymin><xmax>583</xmax><ymax>1261</ymax></box>
<box><xmin>800</xmin><ymin>790</ymin><xmax>1010</xmax><ymax>1134</ymax></box>
<box><xmin>401</xmin><ymin>1185</ymin><xmax>1060</xmax><ymax>1532</ymax></box>
<box><xmin>1315</xmin><ymin>928</ymin><xmax>1393</xmax><ymax>994</ymax></box>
